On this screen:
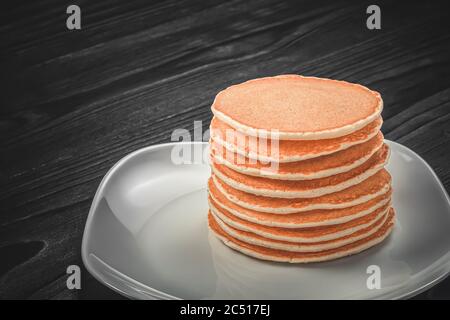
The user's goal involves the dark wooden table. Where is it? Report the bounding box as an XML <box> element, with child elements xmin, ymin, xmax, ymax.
<box><xmin>1</xmin><ymin>0</ymin><xmax>450</xmax><ymax>299</ymax></box>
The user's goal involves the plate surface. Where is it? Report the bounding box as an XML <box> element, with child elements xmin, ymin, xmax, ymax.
<box><xmin>82</xmin><ymin>141</ymin><xmax>450</xmax><ymax>299</ymax></box>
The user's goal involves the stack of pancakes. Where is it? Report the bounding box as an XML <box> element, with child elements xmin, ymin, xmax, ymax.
<box><xmin>207</xmin><ymin>75</ymin><xmax>394</xmax><ymax>263</ymax></box>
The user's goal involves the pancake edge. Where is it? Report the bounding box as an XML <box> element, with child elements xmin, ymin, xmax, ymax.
<box><xmin>209</xmin><ymin>208</ymin><xmax>391</xmax><ymax>252</ymax></box>
<box><xmin>210</xmin><ymin>137</ymin><xmax>385</xmax><ymax>180</ymax></box>
<box><xmin>208</xmin><ymin>190</ymin><xmax>392</xmax><ymax>228</ymax></box>
<box><xmin>209</xmin><ymin>201</ymin><xmax>390</xmax><ymax>243</ymax></box>
<box><xmin>209</xmin><ymin>211</ymin><xmax>395</xmax><ymax>263</ymax></box>
<box><xmin>212</xmin><ymin>174</ymin><xmax>392</xmax><ymax>214</ymax></box>
<box><xmin>210</xmin><ymin>146</ymin><xmax>389</xmax><ymax>198</ymax></box>
<box><xmin>210</xmin><ymin>117</ymin><xmax>382</xmax><ymax>163</ymax></box>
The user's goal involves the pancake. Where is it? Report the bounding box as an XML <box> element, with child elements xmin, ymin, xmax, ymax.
<box><xmin>211</xmin><ymin>169</ymin><xmax>391</xmax><ymax>214</ymax></box>
<box><xmin>210</xmin><ymin>116</ymin><xmax>383</xmax><ymax>162</ymax></box>
<box><xmin>211</xmin><ymin>143</ymin><xmax>389</xmax><ymax>198</ymax></box>
<box><xmin>211</xmin><ymin>75</ymin><xmax>383</xmax><ymax>140</ymax></box>
<box><xmin>210</xmin><ymin>132</ymin><xmax>384</xmax><ymax>180</ymax></box>
<box><xmin>209</xmin><ymin>208</ymin><xmax>393</xmax><ymax>252</ymax></box>
<box><xmin>208</xmin><ymin>178</ymin><xmax>392</xmax><ymax>228</ymax></box>
<box><xmin>208</xmin><ymin>208</ymin><xmax>395</xmax><ymax>263</ymax></box>
<box><xmin>209</xmin><ymin>198</ymin><xmax>390</xmax><ymax>242</ymax></box>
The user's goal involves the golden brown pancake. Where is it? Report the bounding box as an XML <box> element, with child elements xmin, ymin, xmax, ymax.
<box><xmin>208</xmin><ymin>178</ymin><xmax>392</xmax><ymax>228</ymax></box>
<box><xmin>209</xmin><ymin>209</ymin><xmax>392</xmax><ymax>252</ymax></box>
<box><xmin>209</xmin><ymin>197</ymin><xmax>390</xmax><ymax>242</ymax></box>
<box><xmin>210</xmin><ymin>132</ymin><xmax>384</xmax><ymax>180</ymax></box>
<box><xmin>211</xmin><ymin>169</ymin><xmax>392</xmax><ymax>214</ymax></box>
<box><xmin>207</xmin><ymin>74</ymin><xmax>393</xmax><ymax>264</ymax></box>
<box><xmin>211</xmin><ymin>144</ymin><xmax>389</xmax><ymax>198</ymax></box>
<box><xmin>210</xmin><ymin>116</ymin><xmax>383</xmax><ymax>162</ymax></box>
<box><xmin>208</xmin><ymin>208</ymin><xmax>395</xmax><ymax>263</ymax></box>
<box><xmin>211</xmin><ymin>75</ymin><xmax>383</xmax><ymax>140</ymax></box>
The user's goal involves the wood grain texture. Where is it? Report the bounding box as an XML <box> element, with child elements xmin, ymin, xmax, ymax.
<box><xmin>0</xmin><ymin>0</ymin><xmax>449</xmax><ymax>299</ymax></box>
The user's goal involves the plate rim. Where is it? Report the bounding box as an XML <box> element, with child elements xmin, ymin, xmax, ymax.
<box><xmin>81</xmin><ymin>140</ymin><xmax>450</xmax><ymax>300</ymax></box>
<box><xmin>81</xmin><ymin>142</ymin><xmax>204</xmax><ymax>300</ymax></box>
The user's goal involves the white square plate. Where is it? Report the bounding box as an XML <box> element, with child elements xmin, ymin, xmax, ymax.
<box><xmin>82</xmin><ymin>141</ymin><xmax>450</xmax><ymax>299</ymax></box>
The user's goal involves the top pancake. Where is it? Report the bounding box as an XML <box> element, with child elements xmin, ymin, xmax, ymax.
<box><xmin>211</xmin><ymin>75</ymin><xmax>383</xmax><ymax>140</ymax></box>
